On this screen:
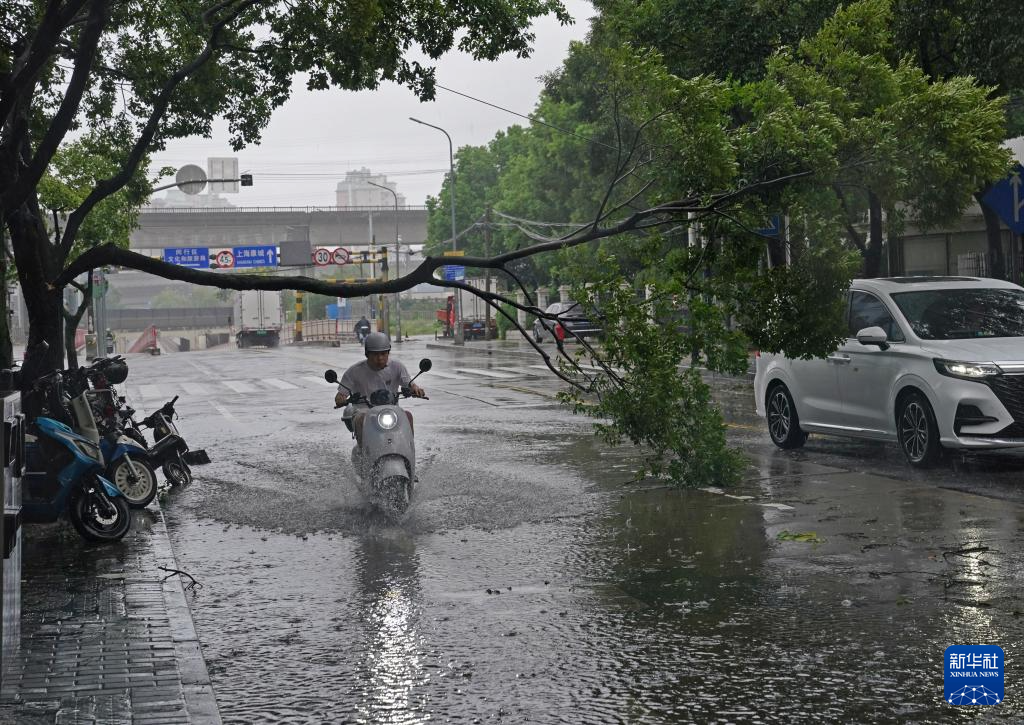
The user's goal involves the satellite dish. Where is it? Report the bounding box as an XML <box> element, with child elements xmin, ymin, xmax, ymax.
<box><xmin>176</xmin><ymin>164</ymin><xmax>207</xmax><ymax>195</ymax></box>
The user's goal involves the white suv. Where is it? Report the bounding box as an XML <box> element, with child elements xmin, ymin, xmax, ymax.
<box><xmin>754</xmin><ymin>277</ymin><xmax>1024</xmax><ymax>466</ymax></box>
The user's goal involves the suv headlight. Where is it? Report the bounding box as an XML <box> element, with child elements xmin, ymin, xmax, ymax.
<box><xmin>934</xmin><ymin>359</ymin><xmax>1002</xmax><ymax>380</ymax></box>
<box><xmin>377</xmin><ymin>411</ymin><xmax>399</xmax><ymax>430</ymax></box>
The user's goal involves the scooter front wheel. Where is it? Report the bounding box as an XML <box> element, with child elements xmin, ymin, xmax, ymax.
<box><xmin>69</xmin><ymin>483</ymin><xmax>132</xmax><ymax>543</ymax></box>
<box><xmin>109</xmin><ymin>457</ymin><xmax>158</xmax><ymax>508</ymax></box>
<box><xmin>163</xmin><ymin>457</ymin><xmax>192</xmax><ymax>487</ymax></box>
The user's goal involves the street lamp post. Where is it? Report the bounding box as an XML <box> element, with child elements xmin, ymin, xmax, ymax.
<box><xmin>410</xmin><ymin>117</ymin><xmax>463</xmax><ymax>345</ymax></box>
<box><xmin>368</xmin><ymin>180</ymin><xmax>402</xmax><ymax>343</ymax></box>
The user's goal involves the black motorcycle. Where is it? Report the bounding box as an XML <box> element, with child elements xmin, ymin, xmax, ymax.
<box><xmin>125</xmin><ymin>396</ymin><xmax>210</xmax><ymax>486</ymax></box>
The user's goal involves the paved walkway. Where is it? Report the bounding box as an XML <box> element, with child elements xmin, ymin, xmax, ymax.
<box><xmin>1</xmin><ymin>506</ymin><xmax>220</xmax><ymax>724</ymax></box>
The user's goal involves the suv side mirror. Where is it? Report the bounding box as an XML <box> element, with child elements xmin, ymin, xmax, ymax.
<box><xmin>856</xmin><ymin>326</ymin><xmax>890</xmax><ymax>350</ymax></box>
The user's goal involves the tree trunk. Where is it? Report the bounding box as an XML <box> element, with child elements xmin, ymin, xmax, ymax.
<box><xmin>0</xmin><ymin>228</ymin><xmax>12</xmax><ymax>370</ymax></box>
<box><xmin>8</xmin><ymin>201</ymin><xmax>65</xmax><ymax>386</ymax></box>
<box><xmin>863</xmin><ymin>190</ymin><xmax>884</xmax><ymax>278</ymax></box>
<box><xmin>975</xmin><ymin>188</ymin><xmax>1006</xmax><ymax>280</ymax></box>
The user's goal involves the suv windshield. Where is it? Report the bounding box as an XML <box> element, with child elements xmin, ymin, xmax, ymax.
<box><xmin>891</xmin><ymin>288</ymin><xmax>1024</xmax><ymax>340</ymax></box>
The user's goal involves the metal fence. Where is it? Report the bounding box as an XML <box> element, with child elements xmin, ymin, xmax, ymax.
<box><xmin>107</xmin><ymin>307</ymin><xmax>233</xmax><ymax>332</ymax></box>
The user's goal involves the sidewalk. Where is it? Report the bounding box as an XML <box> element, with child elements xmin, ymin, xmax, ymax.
<box><xmin>0</xmin><ymin>506</ymin><xmax>220</xmax><ymax>724</ymax></box>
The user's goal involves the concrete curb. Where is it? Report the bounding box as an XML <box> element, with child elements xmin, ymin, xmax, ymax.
<box><xmin>150</xmin><ymin>506</ymin><xmax>222</xmax><ymax>724</ymax></box>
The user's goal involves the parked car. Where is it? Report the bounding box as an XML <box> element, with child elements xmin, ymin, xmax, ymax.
<box><xmin>754</xmin><ymin>276</ymin><xmax>1024</xmax><ymax>467</ymax></box>
<box><xmin>532</xmin><ymin>301</ymin><xmax>602</xmax><ymax>343</ymax></box>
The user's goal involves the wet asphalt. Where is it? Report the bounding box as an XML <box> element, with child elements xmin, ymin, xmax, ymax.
<box><xmin>117</xmin><ymin>341</ymin><xmax>1024</xmax><ymax>723</ymax></box>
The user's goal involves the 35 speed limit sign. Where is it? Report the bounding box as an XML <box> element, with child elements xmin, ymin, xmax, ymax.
<box><xmin>312</xmin><ymin>247</ymin><xmax>332</xmax><ymax>266</ymax></box>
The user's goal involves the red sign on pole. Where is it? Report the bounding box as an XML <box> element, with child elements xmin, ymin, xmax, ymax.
<box><xmin>332</xmin><ymin>247</ymin><xmax>351</xmax><ymax>265</ymax></box>
<box><xmin>214</xmin><ymin>249</ymin><xmax>235</xmax><ymax>268</ymax></box>
<box><xmin>312</xmin><ymin>248</ymin><xmax>332</xmax><ymax>266</ymax></box>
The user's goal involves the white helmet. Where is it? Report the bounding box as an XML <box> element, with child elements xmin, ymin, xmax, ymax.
<box><xmin>364</xmin><ymin>332</ymin><xmax>391</xmax><ymax>354</ymax></box>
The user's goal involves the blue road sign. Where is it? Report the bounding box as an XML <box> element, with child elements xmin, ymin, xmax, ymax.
<box><xmin>163</xmin><ymin>247</ymin><xmax>209</xmax><ymax>268</ymax></box>
<box><xmin>442</xmin><ymin>265</ymin><xmax>465</xmax><ymax>282</ymax></box>
<box><xmin>232</xmin><ymin>245</ymin><xmax>277</xmax><ymax>268</ymax></box>
<box><xmin>981</xmin><ymin>164</ymin><xmax>1024</xmax><ymax>234</ymax></box>
<box><xmin>756</xmin><ymin>214</ymin><xmax>782</xmax><ymax>238</ymax></box>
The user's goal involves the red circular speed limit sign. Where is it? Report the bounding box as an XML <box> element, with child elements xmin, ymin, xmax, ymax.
<box><xmin>312</xmin><ymin>247</ymin><xmax>332</xmax><ymax>266</ymax></box>
<box><xmin>332</xmin><ymin>247</ymin><xmax>351</xmax><ymax>265</ymax></box>
<box><xmin>215</xmin><ymin>250</ymin><xmax>235</xmax><ymax>268</ymax></box>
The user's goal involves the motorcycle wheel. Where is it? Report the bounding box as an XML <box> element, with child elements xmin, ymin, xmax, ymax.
<box><xmin>163</xmin><ymin>457</ymin><xmax>192</xmax><ymax>487</ymax></box>
<box><xmin>69</xmin><ymin>483</ymin><xmax>132</xmax><ymax>543</ymax></box>
<box><xmin>109</xmin><ymin>457</ymin><xmax>158</xmax><ymax>508</ymax></box>
<box><xmin>380</xmin><ymin>476</ymin><xmax>411</xmax><ymax>519</ymax></box>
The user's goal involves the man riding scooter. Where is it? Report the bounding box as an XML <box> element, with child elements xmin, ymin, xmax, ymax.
<box><xmin>334</xmin><ymin>332</ymin><xmax>426</xmax><ymax>444</ymax></box>
<box><xmin>354</xmin><ymin>315</ymin><xmax>372</xmax><ymax>344</ymax></box>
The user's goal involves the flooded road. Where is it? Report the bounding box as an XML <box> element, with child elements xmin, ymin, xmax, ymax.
<box><xmin>123</xmin><ymin>344</ymin><xmax>1024</xmax><ymax>722</ymax></box>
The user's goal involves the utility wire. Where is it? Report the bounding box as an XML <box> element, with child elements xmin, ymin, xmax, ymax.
<box><xmin>436</xmin><ymin>84</ymin><xmax>619</xmax><ymax>152</ymax></box>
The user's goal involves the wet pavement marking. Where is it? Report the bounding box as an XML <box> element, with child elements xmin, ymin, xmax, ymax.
<box><xmin>453</xmin><ymin>367</ymin><xmax>518</xmax><ymax>379</ymax></box>
<box><xmin>303</xmin><ymin>375</ymin><xmax>337</xmax><ymax>387</ymax></box>
<box><xmin>182</xmin><ymin>382</ymin><xmax>213</xmax><ymax>396</ymax></box>
<box><xmin>182</xmin><ymin>356</ymin><xmax>219</xmax><ymax>378</ymax></box>
<box><xmin>262</xmin><ymin>378</ymin><xmax>299</xmax><ymax>390</ymax></box>
<box><xmin>222</xmin><ymin>379</ymin><xmax>260</xmax><ymax>393</ymax></box>
<box><xmin>492</xmin><ymin>366</ymin><xmax>545</xmax><ymax>376</ymax></box>
<box><xmin>433</xmin><ymin>388</ymin><xmax>501</xmax><ymax>406</ymax></box>
<box><xmin>210</xmin><ymin>400</ymin><xmax>237</xmax><ymax>421</ymax></box>
<box><xmin>138</xmin><ymin>384</ymin><xmax>164</xmax><ymax>399</ymax></box>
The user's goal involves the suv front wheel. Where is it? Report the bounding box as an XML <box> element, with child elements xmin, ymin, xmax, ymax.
<box><xmin>766</xmin><ymin>383</ymin><xmax>808</xmax><ymax>449</ymax></box>
<box><xmin>897</xmin><ymin>391</ymin><xmax>942</xmax><ymax>467</ymax></box>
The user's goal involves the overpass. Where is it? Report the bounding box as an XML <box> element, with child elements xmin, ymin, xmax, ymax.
<box><xmin>129</xmin><ymin>204</ymin><xmax>429</xmax><ymax>257</ymax></box>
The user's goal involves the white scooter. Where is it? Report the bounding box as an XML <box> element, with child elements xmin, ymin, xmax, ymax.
<box><xmin>324</xmin><ymin>359</ymin><xmax>431</xmax><ymax>518</ymax></box>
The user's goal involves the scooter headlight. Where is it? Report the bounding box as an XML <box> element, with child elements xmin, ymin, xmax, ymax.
<box><xmin>377</xmin><ymin>411</ymin><xmax>399</xmax><ymax>430</ymax></box>
<box><xmin>73</xmin><ymin>440</ymin><xmax>101</xmax><ymax>461</ymax></box>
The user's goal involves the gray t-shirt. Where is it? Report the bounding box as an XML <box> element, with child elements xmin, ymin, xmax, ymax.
<box><xmin>339</xmin><ymin>359</ymin><xmax>412</xmax><ymax>402</ymax></box>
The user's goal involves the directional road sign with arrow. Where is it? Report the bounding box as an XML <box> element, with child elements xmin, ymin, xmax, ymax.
<box><xmin>982</xmin><ymin>164</ymin><xmax>1024</xmax><ymax>234</ymax></box>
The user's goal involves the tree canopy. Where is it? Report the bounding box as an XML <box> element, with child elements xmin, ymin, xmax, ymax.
<box><xmin>418</xmin><ymin>0</ymin><xmax>1012</xmax><ymax>485</ymax></box>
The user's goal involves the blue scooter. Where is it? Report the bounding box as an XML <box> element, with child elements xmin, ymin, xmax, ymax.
<box><xmin>66</xmin><ymin>358</ymin><xmax>158</xmax><ymax>508</ymax></box>
<box><xmin>22</xmin><ymin>370</ymin><xmax>132</xmax><ymax>543</ymax></box>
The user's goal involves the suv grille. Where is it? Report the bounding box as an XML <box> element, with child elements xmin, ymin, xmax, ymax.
<box><xmin>988</xmin><ymin>375</ymin><xmax>1024</xmax><ymax>424</ymax></box>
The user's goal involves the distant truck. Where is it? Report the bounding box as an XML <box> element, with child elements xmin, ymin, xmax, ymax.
<box><xmin>233</xmin><ymin>290</ymin><xmax>283</xmax><ymax>348</ymax></box>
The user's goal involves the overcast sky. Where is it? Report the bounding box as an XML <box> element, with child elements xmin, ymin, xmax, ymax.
<box><xmin>149</xmin><ymin>1</ymin><xmax>594</xmax><ymax>208</ymax></box>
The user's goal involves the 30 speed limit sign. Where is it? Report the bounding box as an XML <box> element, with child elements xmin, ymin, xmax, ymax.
<box><xmin>312</xmin><ymin>247</ymin><xmax>332</xmax><ymax>266</ymax></box>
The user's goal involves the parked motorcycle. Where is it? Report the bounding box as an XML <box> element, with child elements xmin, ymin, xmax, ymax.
<box><xmin>324</xmin><ymin>359</ymin><xmax>431</xmax><ymax>518</ymax></box>
<box><xmin>64</xmin><ymin>357</ymin><xmax>159</xmax><ymax>508</ymax></box>
<box><xmin>129</xmin><ymin>396</ymin><xmax>210</xmax><ymax>486</ymax></box>
<box><xmin>22</xmin><ymin>369</ymin><xmax>132</xmax><ymax>543</ymax></box>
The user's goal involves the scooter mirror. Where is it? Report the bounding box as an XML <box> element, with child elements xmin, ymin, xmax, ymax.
<box><xmin>324</xmin><ymin>369</ymin><xmax>339</xmax><ymax>384</ymax></box>
<box><xmin>418</xmin><ymin>359</ymin><xmax>432</xmax><ymax>373</ymax></box>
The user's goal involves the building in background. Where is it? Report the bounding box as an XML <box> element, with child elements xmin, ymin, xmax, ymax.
<box><xmin>336</xmin><ymin>169</ymin><xmax>406</xmax><ymax>209</ymax></box>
